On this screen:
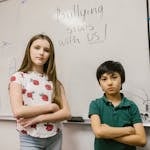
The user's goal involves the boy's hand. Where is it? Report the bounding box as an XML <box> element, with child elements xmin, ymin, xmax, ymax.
<box><xmin>126</xmin><ymin>126</ymin><xmax>135</xmax><ymax>135</ymax></box>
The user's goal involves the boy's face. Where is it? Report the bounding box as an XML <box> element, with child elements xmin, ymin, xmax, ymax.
<box><xmin>99</xmin><ymin>72</ymin><xmax>122</xmax><ymax>95</ymax></box>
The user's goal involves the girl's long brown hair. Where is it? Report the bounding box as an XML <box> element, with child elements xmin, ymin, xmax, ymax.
<box><xmin>18</xmin><ymin>34</ymin><xmax>62</xmax><ymax>107</ymax></box>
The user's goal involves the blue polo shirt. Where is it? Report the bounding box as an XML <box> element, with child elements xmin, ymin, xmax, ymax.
<box><xmin>88</xmin><ymin>93</ymin><xmax>142</xmax><ymax>150</ymax></box>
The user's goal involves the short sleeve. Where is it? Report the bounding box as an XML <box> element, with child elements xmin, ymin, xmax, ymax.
<box><xmin>9</xmin><ymin>72</ymin><xmax>23</xmax><ymax>85</ymax></box>
<box><xmin>88</xmin><ymin>100</ymin><xmax>100</xmax><ymax>118</ymax></box>
<box><xmin>129</xmin><ymin>102</ymin><xmax>142</xmax><ymax>124</ymax></box>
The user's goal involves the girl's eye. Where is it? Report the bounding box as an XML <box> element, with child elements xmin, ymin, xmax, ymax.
<box><xmin>34</xmin><ymin>46</ymin><xmax>40</xmax><ymax>49</ymax></box>
<box><xmin>44</xmin><ymin>48</ymin><xmax>49</xmax><ymax>52</ymax></box>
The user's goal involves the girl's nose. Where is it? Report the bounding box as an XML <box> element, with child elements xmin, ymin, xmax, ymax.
<box><xmin>39</xmin><ymin>49</ymin><xmax>44</xmax><ymax>54</ymax></box>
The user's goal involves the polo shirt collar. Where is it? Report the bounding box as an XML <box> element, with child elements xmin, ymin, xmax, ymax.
<box><xmin>102</xmin><ymin>93</ymin><xmax>131</xmax><ymax>108</ymax></box>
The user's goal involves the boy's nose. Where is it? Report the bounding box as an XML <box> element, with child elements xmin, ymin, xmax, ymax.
<box><xmin>107</xmin><ymin>79</ymin><xmax>113</xmax><ymax>84</ymax></box>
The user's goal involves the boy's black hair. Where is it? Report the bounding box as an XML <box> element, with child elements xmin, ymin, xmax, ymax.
<box><xmin>96</xmin><ymin>60</ymin><xmax>125</xmax><ymax>84</ymax></box>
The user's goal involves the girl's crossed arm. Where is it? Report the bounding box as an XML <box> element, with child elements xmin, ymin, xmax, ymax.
<box><xmin>16</xmin><ymin>85</ymin><xmax>71</xmax><ymax>127</ymax></box>
<box><xmin>9</xmin><ymin>82</ymin><xmax>60</xmax><ymax>119</ymax></box>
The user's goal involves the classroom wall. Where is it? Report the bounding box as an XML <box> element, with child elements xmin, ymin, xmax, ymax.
<box><xmin>0</xmin><ymin>120</ymin><xmax>150</xmax><ymax>150</ymax></box>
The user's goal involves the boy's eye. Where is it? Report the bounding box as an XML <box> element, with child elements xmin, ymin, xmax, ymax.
<box><xmin>101</xmin><ymin>78</ymin><xmax>106</xmax><ymax>81</ymax></box>
<box><xmin>112</xmin><ymin>76</ymin><xmax>117</xmax><ymax>78</ymax></box>
<box><xmin>112</xmin><ymin>75</ymin><xmax>118</xmax><ymax>79</ymax></box>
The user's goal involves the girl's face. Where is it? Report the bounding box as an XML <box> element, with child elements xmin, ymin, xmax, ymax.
<box><xmin>99</xmin><ymin>72</ymin><xmax>121</xmax><ymax>96</ymax></box>
<box><xmin>30</xmin><ymin>39</ymin><xmax>50</xmax><ymax>69</ymax></box>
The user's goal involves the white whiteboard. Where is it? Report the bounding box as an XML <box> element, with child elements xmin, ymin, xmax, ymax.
<box><xmin>0</xmin><ymin>0</ymin><xmax>150</xmax><ymax>121</ymax></box>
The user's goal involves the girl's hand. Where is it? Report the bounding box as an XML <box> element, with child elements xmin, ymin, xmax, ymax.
<box><xmin>17</xmin><ymin>116</ymin><xmax>41</xmax><ymax>128</ymax></box>
<box><xmin>50</xmin><ymin>103</ymin><xmax>60</xmax><ymax>112</ymax></box>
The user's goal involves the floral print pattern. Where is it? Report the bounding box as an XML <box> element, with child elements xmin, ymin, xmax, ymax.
<box><xmin>9</xmin><ymin>71</ymin><xmax>61</xmax><ymax>138</ymax></box>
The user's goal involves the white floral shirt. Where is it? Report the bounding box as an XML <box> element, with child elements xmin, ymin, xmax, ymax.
<box><xmin>9</xmin><ymin>71</ymin><xmax>61</xmax><ymax>138</ymax></box>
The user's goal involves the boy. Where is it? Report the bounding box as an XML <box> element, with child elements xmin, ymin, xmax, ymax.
<box><xmin>88</xmin><ymin>60</ymin><xmax>146</xmax><ymax>150</ymax></box>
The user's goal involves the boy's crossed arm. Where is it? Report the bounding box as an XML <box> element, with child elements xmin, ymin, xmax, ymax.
<box><xmin>90</xmin><ymin>114</ymin><xmax>146</xmax><ymax>147</ymax></box>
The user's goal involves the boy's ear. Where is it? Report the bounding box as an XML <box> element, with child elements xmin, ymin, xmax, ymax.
<box><xmin>98</xmin><ymin>78</ymin><xmax>101</xmax><ymax>82</ymax></box>
<box><xmin>98</xmin><ymin>80</ymin><xmax>101</xmax><ymax>85</ymax></box>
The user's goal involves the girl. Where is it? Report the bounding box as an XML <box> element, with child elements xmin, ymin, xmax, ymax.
<box><xmin>9</xmin><ymin>34</ymin><xmax>71</xmax><ymax>150</ymax></box>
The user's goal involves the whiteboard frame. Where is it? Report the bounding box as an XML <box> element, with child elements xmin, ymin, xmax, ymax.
<box><xmin>147</xmin><ymin>0</ymin><xmax>150</xmax><ymax>60</ymax></box>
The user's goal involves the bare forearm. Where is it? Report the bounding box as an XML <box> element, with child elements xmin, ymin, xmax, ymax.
<box><xmin>95</xmin><ymin>125</ymin><xmax>134</xmax><ymax>139</ymax></box>
<box><xmin>114</xmin><ymin>134</ymin><xmax>146</xmax><ymax>147</ymax></box>
<box><xmin>114</xmin><ymin>124</ymin><xmax>147</xmax><ymax>147</ymax></box>
<box><xmin>91</xmin><ymin>115</ymin><xmax>134</xmax><ymax>139</ymax></box>
<box><xmin>9</xmin><ymin>83</ymin><xmax>59</xmax><ymax>119</ymax></box>
<box><xmin>39</xmin><ymin>109</ymin><xmax>71</xmax><ymax>123</ymax></box>
<box><xmin>13</xmin><ymin>103</ymin><xmax>59</xmax><ymax>118</ymax></box>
